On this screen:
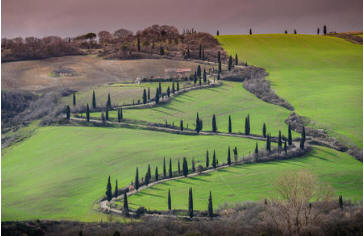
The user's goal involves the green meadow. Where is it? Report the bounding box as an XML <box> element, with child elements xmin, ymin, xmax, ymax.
<box><xmin>62</xmin><ymin>81</ymin><xmax>193</xmax><ymax>107</ymax></box>
<box><xmin>128</xmin><ymin>146</ymin><xmax>362</xmax><ymax>211</ymax></box>
<box><xmin>90</xmin><ymin>81</ymin><xmax>296</xmax><ymax>137</ymax></box>
<box><xmin>2</xmin><ymin>126</ymin><xmax>262</xmax><ymax>221</ymax></box>
<box><xmin>218</xmin><ymin>34</ymin><xmax>363</xmax><ymax>148</ymax></box>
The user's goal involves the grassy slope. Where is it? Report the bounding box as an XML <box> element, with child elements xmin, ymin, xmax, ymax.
<box><xmin>2</xmin><ymin>126</ymin><xmax>262</xmax><ymax>221</ymax></box>
<box><xmin>128</xmin><ymin>146</ymin><xmax>362</xmax><ymax>211</ymax></box>
<box><xmin>218</xmin><ymin>34</ymin><xmax>363</xmax><ymax>148</ymax></box>
<box><xmin>91</xmin><ymin>81</ymin><xmax>296</xmax><ymax>137</ymax></box>
<box><xmin>61</xmin><ymin>81</ymin><xmax>194</xmax><ymax>107</ymax></box>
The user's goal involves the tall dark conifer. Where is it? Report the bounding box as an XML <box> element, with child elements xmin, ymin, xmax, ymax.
<box><xmin>212</xmin><ymin>114</ymin><xmax>217</xmax><ymax>132</ymax></box>
<box><xmin>107</xmin><ymin>93</ymin><xmax>111</xmax><ymax>108</ymax></box>
<box><xmin>228</xmin><ymin>115</ymin><xmax>232</xmax><ymax>133</ymax></box>
<box><xmin>235</xmin><ymin>54</ymin><xmax>238</xmax><ymax>65</ymax></box>
<box><xmin>227</xmin><ymin>146</ymin><xmax>231</xmax><ymax>165</ymax></box>
<box><xmin>206</xmin><ymin>150</ymin><xmax>209</xmax><ymax>167</ymax></box>
<box><xmin>114</xmin><ymin>179</ymin><xmax>118</xmax><ymax>198</ymax></box>
<box><xmin>188</xmin><ymin>188</ymin><xmax>194</xmax><ymax>218</ymax></box>
<box><xmin>168</xmin><ymin>189</ymin><xmax>172</xmax><ymax>210</ymax></box>
<box><xmin>197</xmin><ymin>65</ymin><xmax>201</xmax><ymax>78</ymax></box>
<box><xmin>155</xmin><ymin>88</ymin><xmax>160</xmax><ymax>104</ymax></box>
<box><xmin>212</xmin><ymin>150</ymin><xmax>217</xmax><ymax>168</ymax></box>
<box><xmin>317</xmin><ymin>28</ymin><xmax>320</xmax><ymax>35</ymax></box>
<box><xmin>143</xmin><ymin>89</ymin><xmax>147</xmax><ymax>104</ymax></box>
<box><xmin>233</xmin><ymin>147</ymin><xmax>238</xmax><ymax>163</ymax></box>
<box><xmin>182</xmin><ymin>157</ymin><xmax>188</xmax><ymax>177</ymax></box>
<box><xmin>172</xmin><ymin>82</ymin><xmax>175</xmax><ymax>94</ymax></box>
<box><xmin>169</xmin><ymin>159</ymin><xmax>172</xmax><ymax>178</ymax></box>
<box><xmin>288</xmin><ymin>123</ymin><xmax>292</xmax><ymax>145</ymax></box>
<box><xmin>323</xmin><ymin>25</ymin><xmax>327</xmax><ymax>35</ymax></box>
<box><xmin>284</xmin><ymin>140</ymin><xmax>287</xmax><ymax>154</ymax></box>
<box><xmin>177</xmin><ymin>81</ymin><xmax>180</xmax><ymax>91</ymax></box>
<box><xmin>123</xmin><ymin>192</ymin><xmax>129</xmax><ymax>216</ymax></box>
<box><xmin>178</xmin><ymin>160</ymin><xmax>181</xmax><ymax>175</ymax></box>
<box><xmin>199</xmin><ymin>44</ymin><xmax>202</xmax><ymax>59</ymax></box>
<box><xmin>120</xmin><ymin>107</ymin><xmax>123</xmax><ymax>120</ymax></box>
<box><xmin>249</xmin><ymin>28</ymin><xmax>252</xmax><ymax>35</ymax></box>
<box><xmin>73</xmin><ymin>93</ymin><xmax>76</xmax><ymax>106</ymax></box>
<box><xmin>92</xmin><ymin>90</ymin><xmax>96</xmax><ymax>109</ymax></box>
<box><xmin>65</xmin><ymin>105</ymin><xmax>70</xmax><ymax>120</ymax></box>
<box><xmin>208</xmin><ymin>191</ymin><xmax>213</xmax><ymax>217</ymax></box>
<box><xmin>148</xmin><ymin>88</ymin><xmax>151</xmax><ymax>100</ymax></box>
<box><xmin>155</xmin><ymin>166</ymin><xmax>159</xmax><ymax>181</ymax></box>
<box><xmin>163</xmin><ymin>157</ymin><xmax>167</xmax><ymax>178</ymax></box>
<box><xmin>195</xmin><ymin>112</ymin><xmax>201</xmax><ymax>133</ymax></box>
<box><xmin>203</xmin><ymin>69</ymin><xmax>207</xmax><ymax>83</ymax></box>
<box><xmin>263</xmin><ymin>123</ymin><xmax>266</xmax><ymax>137</ymax></box>
<box><xmin>167</xmin><ymin>86</ymin><xmax>170</xmax><ymax>97</ymax></box>
<box><xmin>105</xmin><ymin>106</ymin><xmax>109</xmax><ymax>120</ymax></box>
<box><xmin>86</xmin><ymin>104</ymin><xmax>90</xmax><ymax>122</ymax></box>
<box><xmin>278</xmin><ymin>130</ymin><xmax>282</xmax><ymax>153</ymax></box>
<box><xmin>217</xmin><ymin>51</ymin><xmax>222</xmax><ymax>73</ymax></box>
<box><xmin>266</xmin><ymin>135</ymin><xmax>271</xmax><ymax>152</ymax></box>
<box><xmin>106</xmin><ymin>176</ymin><xmax>112</xmax><ymax>201</ymax></box>
<box><xmin>228</xmin><ymin>56</ymin><xmax>233</xmax><ymax>71</ymax></box>
<box><xmin>302</xmin><ymin>126</ymin><xmax>306</xmax><ymax>142</ymax></box>
<box><xmin>135</xmin><ymin>168</ymin><xmax>139</xmax><ymax>190</ymax></box>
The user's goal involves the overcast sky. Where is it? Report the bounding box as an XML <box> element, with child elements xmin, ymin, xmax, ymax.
<box><xmin>2</xmin><ymin>0</ymin><xmax>362</xmax><ymax>38</ymax></box>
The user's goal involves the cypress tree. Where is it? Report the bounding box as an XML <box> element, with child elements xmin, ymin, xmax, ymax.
<box><xmin>177</xmin><ymin>81</ymin><xmax>180</xmax><ymax>91</ymax></box>
<box><xmin>192</xmin><ymin>159</ymin><xmax>195</xmax><ymax>172</ymax></box>
<box><xmin>86</xmin><ymin>104</ymin><xmax>90</xmax><ymax>122</ymax></box>
<box><xmin>212</xmin><ymin>114</ymin><xmax>217</xmax><ymax>132</ymax></box>
<box><xmin>284</xmin><ymin>140</ymin><xmax>288</xmax><ymax>154</ymax></box>
<box><xmin>288</xmin><ymin>123</ymin><xmax>292</xmax><ymax>145</ymax></box>
<box><xmin>294</xmin><ymin>29</ymin><xmax>297</xmax><ymax>34</ymax></box>
<box><xmin>134</xmin><ymin>168</ymin><xmax>139</xmax><ymax>190</ymax></box>
<box><xmin>163</xmin><ymin>157</ymin><xmax>167</xmax><ymax>178</ymax></box>
<box><xmin>217</xmin><ymin>30</ymin><xmax>219</xmax><ymax>36</ymax></box>
<box><xmin>172</xmin><ymin>82</ymin><xmax>175</xmax><ymax>94</ymax></box>
<box><xmin>155</xmin><ymin>166</ymin><xmax>159</xmax><ymax>181</ymax></box>
<box><xmin>249</xmin><ymin>28</ymin><xmax>252</xmax><ymax>35</ymax></box>
<box><xmin>317</xmin><ymin>27</ymin><xmax>320</xmax><ymax>35</ymax></box>
<box><xmin>180</xmin><ymin>120</ymin><xmax>184</xmax><ymax>131</ymax></box>
<box><xmin>147</xmin><ymin>164</ymin><xmax>151</xmax><ymax>183</ymax></box>
<box><xmin>168</xmin><ymin>158</ymin><xmax>173</xmax><ymax>177</ymax></box>
<box><xmin>159</xmin><ymin>82</ymin><xmax>162</xmax><ymax>95</ymax></box>
<box><xmin>167</xmin><ymin>86</ymin><xmax>170</xmax><ymax>97</ymax></box>
<box><xmin>199</xmin><ymin>77</ymin><xmax>202</xmax><ymax>86</ymax></box>
<box><xmin>188</xmin><ymin>187</ymin><xmax>194</xmax><ymax>218</ymax></box>
<box><xmin>339</xmin><ymin>195</ymin><xmax>343</xmax><ymax>209</ymax></box>
<box><xmin>73</xmin><ymin>93</ymin><xmax>76</xmax><ymax>106</ymax></box>
<box><xmin>107</xmin><ymin>93</ymin><xmax>111</xmax><ymax>108</ymax></box>
<box><xmin>228</xmin><ymin>56</ymin><xmax>233</xmax><ymax>71</ymax></box>
<box><xmin>123</xmin><ymin>192</ymin><xmax>129</xmax><ymax>215</ymax></box>
<box><xmin>106</xmin><ymin>176</ymin><xmax>112</xmax><ymax>201</ymax></box>
<box><xmin>199</xmin><ymin>44</ymin><xmax>202</xmax><ymax>59</ymax></box>
<box><xmin>233</xmin><ymin>146</ymin><xmax>238</xmax><ymax>162</ymax></box>
<box><xmin>300</xmin><ymin>132</ymin><xmax>305</xmax><ymax>150</ymax></box>
<box><xmin>114</xmin><ymin>179</ymin><xmax>118</xmax><ymax>198</ymax></box>
<box><xmin>177</xmin><ymin>160</ymin><xmax>181</xmax><ymax>174</ymax></box>
<box><xmin>278</xmin><ymin>130</ymin><xmax>282</xmax><ymax>153</ymax></box>
<box><xmin>195</xmin><ymin>112</ymin><xmax>201</xmax><ymax>133</ymax></box>
<box><xmin>182</xmin><ymin>157</ymin><xmax>188</xmax><ymax>177</ymax></box>
<box><xmin>92</xmin><ymin>90</ymin><xmax>96</xmax><ymax>109</ymax></box>
<box><xmin>208</xmin><ymin>191</ymin><xmax>213</xmax><ymax>217</ymax></box>
<box><xmin>247</xmin><ymin>115</ymin><xmax>250</xmax><ymax>134</ymax></box>
<box><xmin>168</xmin><ymin>189</ymin><xmax>172</xmax><ymax>211</ymax></box>
<box><xmin>212</xmin><ymin>150</ymin><xmax>217</xmax><ymax>168</ymax></box>
<box><xmin>245</xmin><ymin>117</ymin><xmax>249</xmax><ymax>135</ymax></box>
<box><xmin>105</xmin><ymin>106</ymin><xmax>109</xmax><ymax>120</ymax></box>
<box><xmin>194</xmin><ymin>72</ymin><xmax>197</xmax><ymax>84</ymax></box>
<box><xmin>255</xmin><ymin>143</ymin><xmax>259</xmax><ymax>160</ymax></box>
<box><xmin>120</xmin><ymin>107</ymin><xmax>123</xmax><ymax>120</ymax></box>
<box><xmin>266</xmin><ymin>135</ymin><xmax>271</xmax><ymax>152</ymax></box>
<box><xmin>323</xmin><ymin>25</ymin><xmax>327</xmax><ymax>35</ymax></box>
<box><xmin>217</xmin><ymin>51</ymin><xmax>222</xmax><ymax>73</ymax></box>
<box><xmin>217</xmin><ymin>71</ymin><xmax>220</xmax><ymax>80</ymax></box>
<box><xmin>148</xmin><ymin>88</ymin><xmax>151</xmax><ymax>100</ymax></box>
<box><xmin>65</xmin><ymin>105</ymin><xmax>70</xmax><ymax>120</ymax></box>
<box><xmin>302</xmin><ymin>126</ymin><xmax>306</xmax><ymax>142</ymax></box>
<box><xmin>227</xmin><ymin>146</ymin><xmax>231</xmax><ymax>165</ymax></box>
<box><xmin>206</xmin><ymin>150</ymin><xmax>209</xmax><ymax>168</ymax></box>
<box><xmin>117</xmin><ymin>108</ymin><xmax>121</xmax><ymax>122</ymax></box>
<box><xmin>197</xmin><ymin>65</ymin><xmax>201</xmax><ymax>78</ymax></box>
<box><xmin>228</xmin><ymin>115</ymin><xmax>232</xmax><ymax>133</ymax></box>
<box><xmin>285</xmin><ymin>30</ymin><xmax>288</xmax><ymax>34</ymax></box>
<box><xmin>263</xmin><ymin>123</ymin><xmax>266</xmax><ymax>137</ymax></box>
<box><xmin>142</xmin><ymin>89</ymin><xmax>147</xmax><ymax>104</ymax></box>
<box><xmin>235</xmin><ymin>54</ymin><xmax>238</xmax><ymax>65</ymax></box>
<box><xmin>203</xmin><ymin>69</ymin><xmax>207</xmax><ymax>83</ymax></box>
<box><xmin>155</xmin><ymin>88</ymin><xmax>160</xmax><ymax>104</ymax></box>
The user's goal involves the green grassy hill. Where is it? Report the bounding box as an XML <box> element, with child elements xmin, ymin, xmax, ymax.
<box><xmin>218</xmin><ymin>34</ymin><xmax>363</xmax><ymax>148</ymax></box>
<box><xmin>128</xmin><ymin>146</ymin><xmax>362</xmax><ymax>211</ymax></box>
<box><xmin>2</xmin><ymin>126</ymin><xmax>262</xmax><ymax>221</ymax></box>
<box><xmin>90</xmin><ymin>81</ymin><xmax>296</xmax><ymax>137</ymax></box>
